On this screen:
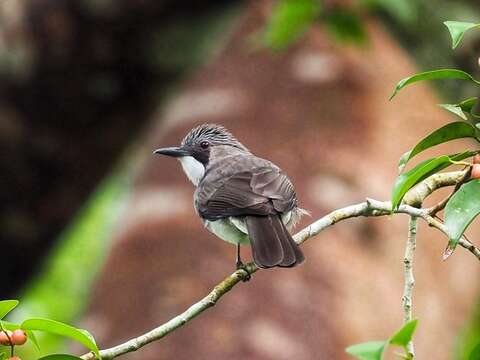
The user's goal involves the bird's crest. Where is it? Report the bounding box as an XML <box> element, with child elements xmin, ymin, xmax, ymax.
<box><xmin>181</xmin><ymin>123</ymin><xmax>248</xmax><ymax>150</ymax></box>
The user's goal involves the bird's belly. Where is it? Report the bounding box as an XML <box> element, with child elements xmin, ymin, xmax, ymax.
<box><xmin>204</xmin><ymin>218</ymin><xmax>250</xmax><ymax>245</ymax></box>
<box><xmin>203</xmin><ymin>210</ymin><xmax>299</xmax><ymax>246</ymax></box>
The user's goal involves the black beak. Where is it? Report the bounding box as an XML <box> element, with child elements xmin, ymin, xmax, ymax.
<box><xmin>153</xmin><ymin>146</ymin><xmax>190</xmax><ymax>157</ymax></box>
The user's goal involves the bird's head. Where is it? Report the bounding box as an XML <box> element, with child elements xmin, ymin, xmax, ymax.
<box><xmin>154</xmin><ymin>123</ymin><xmax>247</xmax><ymax>185</ymax></box>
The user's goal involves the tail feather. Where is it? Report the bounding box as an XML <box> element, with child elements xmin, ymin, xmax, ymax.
<box><xmin>272</xmin><ymin>216</ymin><xmax>304</xmax><ymax>267</ymax></box>
<box><xmin>245</xmin><ymin>215</ymin><xmax>305</xmax><ymax>268</ymax></box>
<box><xmin>245</xmin><ymin>216</ymin><xmax>283</xmax><ymax>268</ymax></box>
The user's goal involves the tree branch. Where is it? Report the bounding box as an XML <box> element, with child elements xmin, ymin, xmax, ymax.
<box><xmin>80</xmin><ymin>171</ymin><xmax>480</xmax><ymax>360</ymax></box>
<box><xmin>402</xmin><ymin>216</ymin><xmax>417</xmax><ymax>359</ymax></box>
<box><xmin>81</xmin><ymin>264</ymin><xmax>257</xmax><ymax>360</ymax></box>
<box><xmin>402</xmin><ymin>170</ymin><xmax>467</xmax><ymax>208</ymax></box>
<box><xmin>426</xmin><ymin>168</ymin><xmax>471</xmax><ymax>216</ymax></box>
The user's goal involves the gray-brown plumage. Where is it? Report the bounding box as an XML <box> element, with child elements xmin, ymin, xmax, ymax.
<box><xmin>154</xmin><ymin>124</ymin><xmax>305</xmax><ymax>269</ymax></box>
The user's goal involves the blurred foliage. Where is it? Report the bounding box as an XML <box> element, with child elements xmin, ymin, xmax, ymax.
<box><xmin>324</xmin><ymin>7</ymin><xmax>367</xmax><ymax>44</ymax></box>
<box><xmin>262</xmin><ymin>0</ymin><xmax>321</xmax><ymax>50</ymax></box>
<box><xmin>6</xmin><ymin>164</ymin><xmax>132</xmax><ymax>358</ymax></box>
<box><xmin>262</xmin><ymin>0</ymin><xmax>480</xmax><ymax>99</ymax></box>
<box><xmin>0</xmin><ymin>0</ymin><xmax>242</xmax><ymax>299</ymax></box>
<box><xmin>149</xmin><ymin>5</ymin><xmax>240</xmax><ymax>74</ymax></box>
<box><xmin>455</xmin><ymin>299</ymin><xmax>480</xmax><ymax>360</ymax></box>
<box><xmin>361</xmin><ymin>0</ymin><xmax>417</xmax><ymax>26</ymax></box>
<box><xmin>261</xmin><ymin>0</ymin><xmax>416</xmax><ymax>49</ymax></box>
<box><xmin>1</xmin><ymin>2</ymin><xmax>242</xmax><ymax>357</ymax></box>
<box><xmin>372</xmin><ymin>0</ymin><xmax>480</xmax><ymax>99</ymax></box>
<box><xmin>261</xmin><ymin>0</ymin><xmax>367</xmax><ymax>48</ymax></box>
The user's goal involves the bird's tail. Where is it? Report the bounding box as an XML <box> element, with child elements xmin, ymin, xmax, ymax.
<box><xmin>245</xmin><ymin>215</ymin><xmax>305</xmax><ymax>268</ymax></box>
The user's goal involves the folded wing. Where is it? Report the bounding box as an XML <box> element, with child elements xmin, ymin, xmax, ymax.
<box><xmin>196</xmin><ymin>156</ymin><xmax>304</xmax><ymax>268</ymax></box>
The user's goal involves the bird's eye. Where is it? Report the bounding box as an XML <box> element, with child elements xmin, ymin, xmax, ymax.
<box><xmin>200</xmin><ymin>141</ymin><xmax>210</xmax><ymax>149</ymax></box>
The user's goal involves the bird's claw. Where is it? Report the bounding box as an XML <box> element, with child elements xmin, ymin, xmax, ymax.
<box><xmin>236</xmin><ymin>261</ymin><xmax>251</xmax><ymax>282</ymax></box>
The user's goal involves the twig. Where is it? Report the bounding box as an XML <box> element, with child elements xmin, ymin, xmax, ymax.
<box><xmin>81</xmin><ymin>264</ymin><xmax>257</xmax><ymax>360</ymax></box>
<box><xmin>80</xmin><ymin>172</ymin><xmax>480</xmax><ymax>360</ymax></box>
<box><xmin>402</xmin><ymin>216</ymin><xmax>417</xmax><ymax>359</ymax></box>
<box><xmin>364</xmin><ymin>198</ymin><xmax>480</xmax><ymax>261</ymax></box>
<box><xmin>403</xmin><ymin>170</ymin><xmax>467</xmax><ymax>208</ymax></box>
<box><xmin>427</xmin><ymin>168</ymin><xmax>472</xmax><ymax>216</ymax></box>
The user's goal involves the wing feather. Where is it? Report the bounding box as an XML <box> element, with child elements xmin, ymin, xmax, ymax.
<box><xmin>195</xmin><ymin>155</ymin><xmax>297</xmax><ymax>220</ymax></box>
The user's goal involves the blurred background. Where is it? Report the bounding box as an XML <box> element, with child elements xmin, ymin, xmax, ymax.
<box><xmin>1</xmin><ymin>0</ymin><xmax>480</xmax><ymax>359</ymax></box>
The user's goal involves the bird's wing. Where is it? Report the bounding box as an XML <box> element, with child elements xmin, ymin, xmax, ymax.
<box><xmin>196</xmin><ymin>162</ymin><xmax>297</xmax><ymax>220</ymax></box>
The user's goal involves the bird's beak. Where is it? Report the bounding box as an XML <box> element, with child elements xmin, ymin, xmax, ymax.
<box><xmin>153</xmin><ymin>146</ymin><xmax>190</xmax><ymax>157</ymax></box>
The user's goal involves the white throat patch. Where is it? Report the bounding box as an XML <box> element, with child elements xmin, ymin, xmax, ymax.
<box><xmin>179</xmin><ymin>156</ymin><xmax>205</xmax><ymax>186</ymax></box>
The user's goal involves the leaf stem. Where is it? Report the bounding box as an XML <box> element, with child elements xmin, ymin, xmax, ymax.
<box><xmin>0</xmin><ymin>321</ymin><xmax>14</xmax><ymax>357</ymax></box>
<box><xmin>449</xmin><ymin>160</ymin><xmax>472</xmax><ymax>166</ymax></box>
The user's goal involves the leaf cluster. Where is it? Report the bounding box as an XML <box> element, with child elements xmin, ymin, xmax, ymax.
<box><xmin>346</xmin><ymin>320</ymin><xmax>417</xmax><ymax>360</ymax></box>
<box><xmin>346</xmin><ymin>19</ymin><xmax>480</xmax><ymax>360</ymax></box>
<box><xmin>390</xmin><ymin>21</ymin><xmax>480</xmax><ymax>257</ymax></box>
<box><xmin>0</xmin><ymin>300</ymin><xmax>100</xmax><ymax>360</ymax></box>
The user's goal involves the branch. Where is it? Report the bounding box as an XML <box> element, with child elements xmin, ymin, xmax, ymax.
<box><xmin>81</xmin><ymin>264</ymin><xmax>257</xmax><ymax>360</ymax></box>
<box><xmin>402</xmin><ymin>216</ymin><xmax>417</xmax><ymax>359</ymax></box>
<box><xmin>81</xmin><ymin>171</ymin><xmax>480</xmax><ymax>360</ymax></box>
<box><xmin>402</xmin><ymin>170</ymin><xmax>467</xmax><ymax>208</ymax></box>
<box><xmin>426</xmin><ymin>168</ymin><xmax>471</xmax><ymax>216</ymax></box>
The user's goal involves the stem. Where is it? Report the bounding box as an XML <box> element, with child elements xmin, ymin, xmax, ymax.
<box><xmin>427</xmin><ymin>168</ymin><xmax>472</xmax><ymax>216</ymax></box>
<box><xmin>449</xmin><ymin>160</ymin><xmax>471</xmax><ymax>167</ymax></box>
<box><xmin>0</xmin><ymin>321</ymin><xmax>14</xmax><ymax>357</ymax></box>
<box><xmin>402</xmin><ymin>216</ymin><xmax>417</xmax><ymax>359</ymax></box>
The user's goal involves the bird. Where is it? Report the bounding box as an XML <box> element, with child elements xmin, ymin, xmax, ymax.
<box><xmin>153</xmin><ymin>124</ymin><xmax>305</xmax><ymax>272</ymax></box>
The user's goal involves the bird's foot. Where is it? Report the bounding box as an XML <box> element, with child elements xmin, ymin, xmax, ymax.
<box><xmin>236</xmin><ymin>261</ymin><xmax>251</xmax><ymax>282</ymax></box>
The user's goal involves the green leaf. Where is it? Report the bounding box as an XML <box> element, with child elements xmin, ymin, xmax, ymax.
<box><xmin>1</xmin><ymin>321</ymin><xmax>20</xmax><ymax>331</ymax></box>
<box><xmin>26</xmin><ymin>329</ymin><xmax>41</xmax><ymax>350</ymax></box>
<box><xmin>444</xmin><ymin>21</ymin><xmax>480</xmax><ymax>49</ymax></box>
<box><xmin>439</xmin><ymin>98</ymin><xmax>480</xmax><ymax>121</ymax></box>
<box><xmin>393</xmin><ymin>156</ymin><xmax>449</xmax><ymax>209</ymax></box>
<box><xmin>438</xmin><ymin>103</ymin><xmax>467</xmax><ymax>120</ymax></box>
<box><xmin>0</xmin><ymin>352</ymin><xmax>6</xmax><ymax>360</ymax></box>
<box><xmin>392</xmin><ymin>151</ymin><xmax>476</xmax><ymax>210</ymax></box>
<box><xmin>37</xmin><ymin>356</ymin><xmax>83</xmax><ymax>360</ymax></box>
<box><xmin>389</xmin><ymin>319</ymin><xmax>418</xmax><ymax>346</ymax></box>
<box><xmin>21</xmin><ymin>318</ymin><xmax>100</xmax><ymax>358</ymax></box>
<box><xmin>345</xmin><ymin>341</ymin><xmax>387</xmax><ymax>360</ymax></box>
<box><xmin>0</xmin><ymin>300</ymin><xmax>19</xmax><ymax>320</ymax></box>
<box><xmin>469</xmin><ymin>343</ymin><xmax>480</xmax><ymax>360</ymax></box>
<box><xmin>361</xmin><ymin>0</ymin><xmax>416</xmax><ymax>25</ymax></box>
<box><xmin>390</xmin><ymin>69</ymin><xmax>480</xmax><ymax>100</ymax></box>
<box><xmin>262</xmin><ymin>0</ymin><xmax>321</xmax><ymax>50</ymax></box>
<box><xmin>325</xmin><ymin>8</ymin><xmax>367</xmax><ymax>45</ymax></box>
<box><xmin>458</xmin><ymin>97</ymin><xmax>478</xmax><ymax>114</ymax></box>
<box><xmin>444</xmin><ymin>180</ymin><xmax>480</xmax><ymax>253</ymax></box>
<box><xmin>398</xmin><ymin>150</ymin><xmax>412</xmax><ymax>173</ymax></box>
<box><xmin>397</xmin><ymin>122</ymin><xmax>478</xmax><ymax>171</ymax></box>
